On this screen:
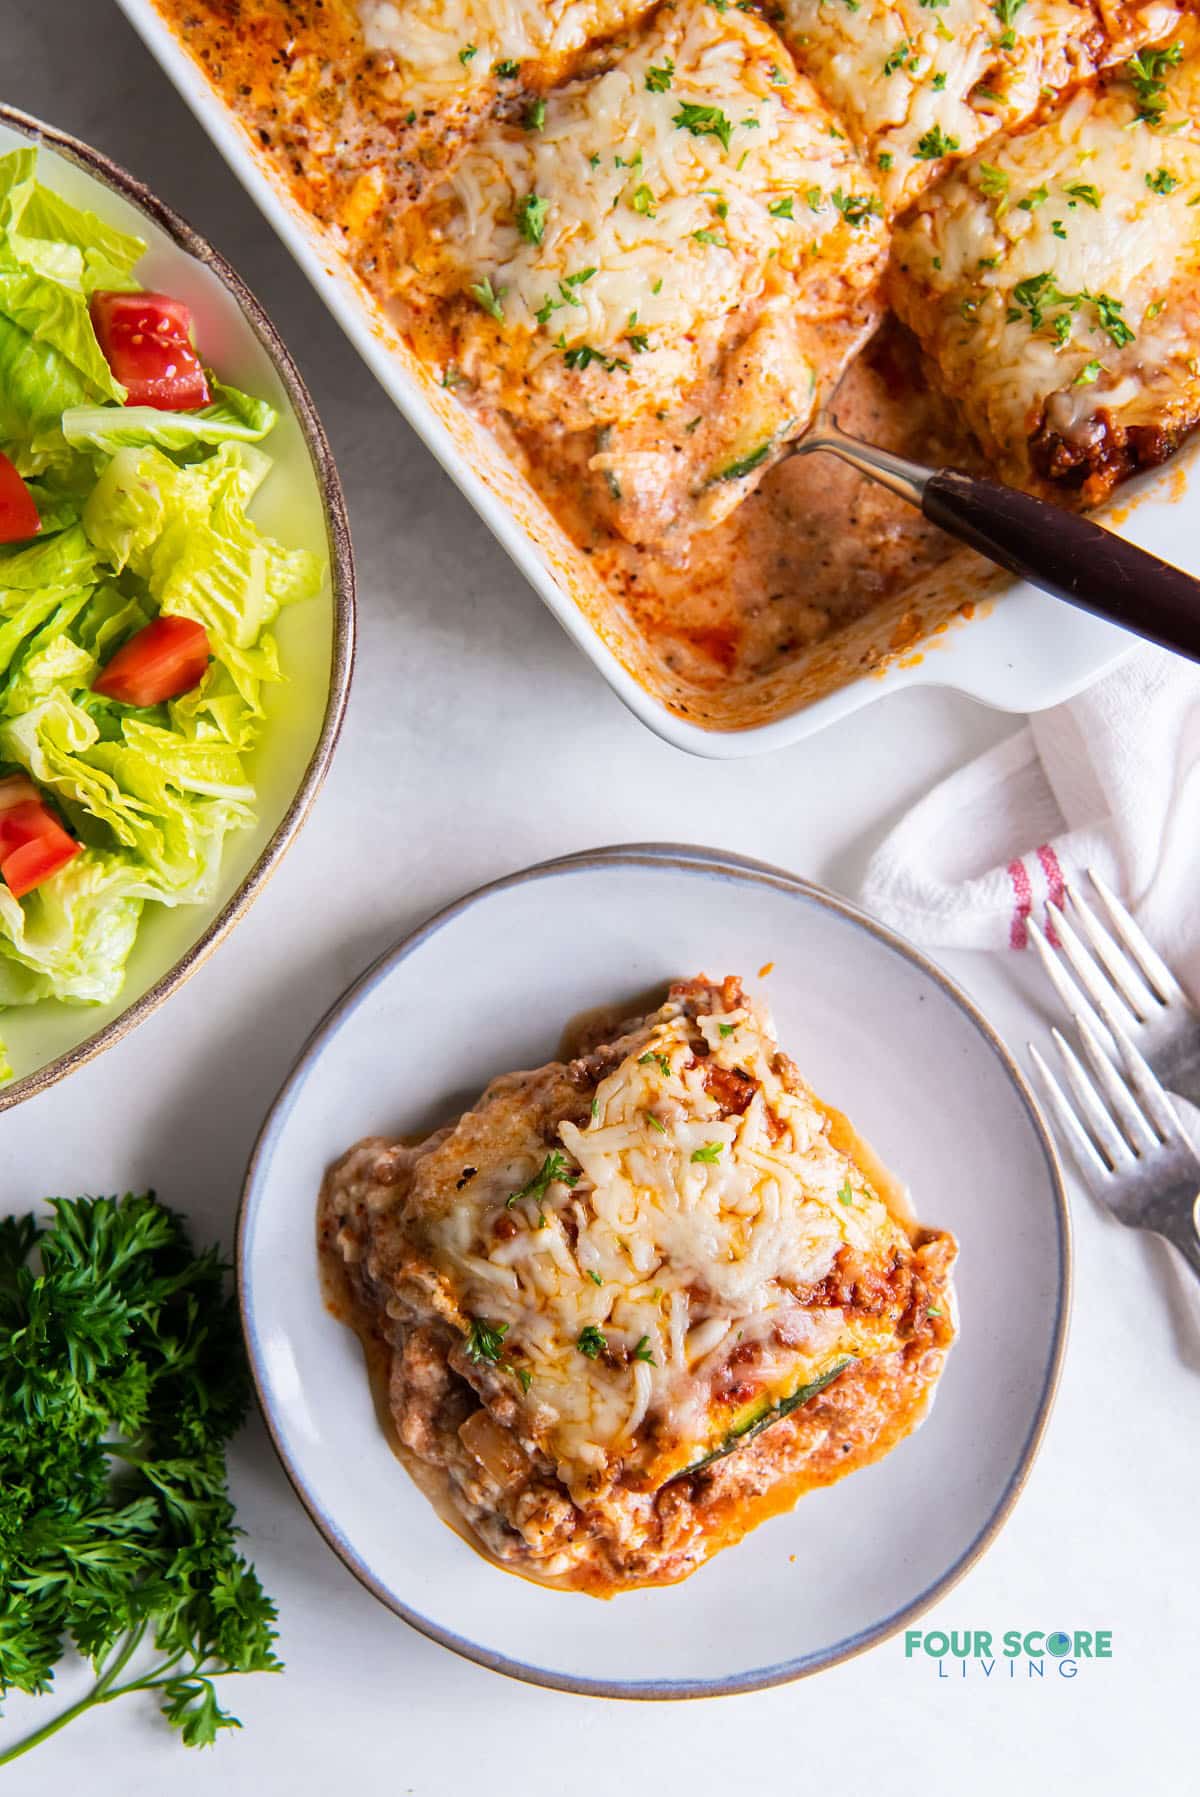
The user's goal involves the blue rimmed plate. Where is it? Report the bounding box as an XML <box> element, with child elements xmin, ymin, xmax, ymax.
<box><xmin>238</xmin><ymin>848</ymin><xmax>1069</xmax><ymax>1697</ymax></box>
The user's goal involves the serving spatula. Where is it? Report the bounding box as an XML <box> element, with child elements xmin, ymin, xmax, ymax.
<box><xmin>791</xmin><ymin>411</ymin><xmax>1200</xmax><ymax>663</ymax></box>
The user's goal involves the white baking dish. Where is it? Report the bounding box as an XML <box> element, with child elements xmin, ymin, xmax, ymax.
<box><xmin>116</xmin><ymin>0</ymin><xmax>1200</xmax><ymax>756</ymax></box>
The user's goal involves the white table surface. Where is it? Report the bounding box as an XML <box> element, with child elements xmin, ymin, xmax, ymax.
<box><xmin>4</xmin><ymin>4</ymin><xmax>1196</xmax><ymax>1790</ymax></box>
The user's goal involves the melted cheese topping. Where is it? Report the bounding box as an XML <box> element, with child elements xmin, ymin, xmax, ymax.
<box><xmin>889</xmin><ymin>27</ymin><xmax>1200</xmax><ymax>479</ymax></box>
<box><xmin>399</xmin><ymin>2</ymin><xmax>885</xmax><ymax>428</ymax></box>
<box><xmin>357</xmin><ymin>0</ymin><xmax>651</xmax><ymax>102</ymax></box>
<box><xmin>776</xmin><ymin>0</ymin><xmax>1107</xmax><ymax>211</ymax></box>
<box><xmin>426</xmin><ymin>992</ymin><xmax>908</xmax><ymax>1494</ymax></box>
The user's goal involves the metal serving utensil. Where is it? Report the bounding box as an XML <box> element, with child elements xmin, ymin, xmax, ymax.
<box><xmin>789</xmin><ymin>410</ymin><xmax>1200</xmax><ymax>663</ymax></box>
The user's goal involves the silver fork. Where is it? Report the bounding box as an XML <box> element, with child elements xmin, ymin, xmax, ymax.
<box><xmin>1026</xmin><ymin>876</ymin><xmax>1200</xmax><ymax>1285</ymax></box>
<box><xmin>1026</xmin><ymin>868</ymin><xmax>1200</xmax><ymax>1106</ymax></box>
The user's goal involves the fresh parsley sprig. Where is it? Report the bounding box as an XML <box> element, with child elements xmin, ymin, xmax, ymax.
<box><xmin>0</xmin><ymin>1195</ymin><xmax>281</xmax><ymax>1767</ymax></box>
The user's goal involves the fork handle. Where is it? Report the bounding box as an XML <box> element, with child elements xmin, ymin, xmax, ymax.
<box><xmin>1159</xmin><ymin>1201</ymin><xmax>1200</xmax><ymax>1286</ymax></box>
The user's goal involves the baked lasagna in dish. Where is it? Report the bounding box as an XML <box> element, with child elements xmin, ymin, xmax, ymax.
<box><xmin>151</xmin><ymin>0</ymin><xmax>1200</xmax><ymax>725</ymax></box>
<box><xmin>890</xmin><ymin>16</ymin><xmax>1200</xmax><ymax>499</ymax></box>
<box><xmin>319</xmin><ymin>978</ymin><xmax>957</xmax><ymax>1593</ymax></box>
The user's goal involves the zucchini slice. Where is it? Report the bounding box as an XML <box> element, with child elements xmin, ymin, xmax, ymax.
<box><xmin>673</xmin><ymin>1358</ymin><xmax>854</xmax><ymax>1481</ymax></box>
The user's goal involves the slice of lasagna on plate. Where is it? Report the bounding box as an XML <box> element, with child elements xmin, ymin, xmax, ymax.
<box><xmin>391</xmin><ymin>1</ymin><xmax>888</xmax><ymax>548</ymax></box>
<box><xmin>888</xmin><ymin>20</ymin><xmax>1200</xmax><ymax>500</ymax></box>
<box><xmin>320</xmin><ymin>976</ymin><xmax>957</xmax><ymax>1595</ymax></box>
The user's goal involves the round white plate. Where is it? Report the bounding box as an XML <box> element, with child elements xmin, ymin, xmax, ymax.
<box><xmin>240</xmin><ymin>850</ymin><xmax>1070</xmax><ymax>1697</ymax></box>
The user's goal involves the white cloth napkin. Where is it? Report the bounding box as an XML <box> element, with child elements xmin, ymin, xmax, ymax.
<box><xmin>860</xmin><ymin>645</ymin><xmax>1200</xmax><ymax>1004</ymax></box>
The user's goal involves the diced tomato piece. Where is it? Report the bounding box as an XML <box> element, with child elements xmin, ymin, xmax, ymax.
<box><xmin>90</xmin><ymin>290</ymin><xmax>212</xmax><ymax>411</ymax></box>
<box><xmin>0</xmin><ymin>778</ymin><xmax>80</xmax><ymax>899</ymax></box>
<box><xmin>92</xmin><ymin>615</ymin><xmax>211</xmax><ymax>708</ymax></box>
<box><xmin>0</xmin><ymin>450</ymin><xmax>41</xmax><ymax>543</ymax></box>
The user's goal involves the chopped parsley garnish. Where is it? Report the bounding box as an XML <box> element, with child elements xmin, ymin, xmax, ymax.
<box><xmin>586</xmin><ymin>1269</ymin><xmax>604</xmax><ymax>1286</ymax></box>
<box><xmin>806</xmin><ymin>185</ymin><xmax>825</xmax><ymax>211</ymax></box>
<box><xmin>506</xmin><ymin>1151</ymin><xmax>580</xmax><ymax>1209</ymax></box>
<box><xmin>590</xmin><ymin>1096</ymin><xmax>601</xmax><ymax>1119</ymax></box>
<box><xmin>405</xmin><ymin>108</ymin><xmax>417</xmax><ymax>125</ymax></box>
<box><xmin>992</xmin><ymin>0</ymin><xmax>1026</xmax><ymax>25</ymax></box>
<box><xmin>1006</xmin><ymin>274</ymin><xmax>1136</xmax><ymax>348</ymax></box>
<box><xmin>566</xmin><ymin>266</ymin><xmax>597</xmax><ymax>285</ymax></box>
<box><xmin>524</xmin><ymin>97</ymin><xmax>547</xmax><ymax>131</ymax></box>
<box><xmin>493</xmin><ymin>58</ymin><xmax>520</xmax><ymax>77</ymax></box>
<box><xmin>932</xmin><ymin>71</ymin><xmax>947</xmax><ymax>90</ymax></box>
<box><xmin>978</xmin><ymin>162</ymin><xmax>1009</xmax><ymax>198</ymax></box>
<box><xmin>516</xmin><ymin>192</ymin><xmax>549</xmax><ymax>244</ymax></box>
<box><xmin>1018</xmin><ymin>183</ymin><xmax>1048</xmax><ymax>212</ymax></box>
<box><xmin>563</xmin><ymin>343</ymin><xmax>631</xmax><ymax>373</ymax></box>
<box><xmin>915</xmin><ymin>125</ymin><xmax>959</xmax><ymax>160</ymax></box>
<box><xmin>512</xmin><ymin>1366</ymin><xmax>533</xmax><ymax>1393</ymax></box>
<box><xmin>626</xmin><ymin>331</ymin><xmax>651</xmax><ymax>353</ymax></box>
<box><xmin>1090</xmin><ymin>291</ymin><xmax>1134</xmax><ymax>346</ymax></box>
<box><xmin>645</xmin><ymin>57</ymin><xmax>675</xmax><ymax>92</ymax></box>
<box><xmin>630</xmin><ymin>183</ymin><xmax>657</xmax><ymax>216</ymax></box>
<box><xmin>769</xmin><ymin>62</ymin><xmax>789</xmax><ymax>85</ymax></box>
<box><xmin>1146</xmin><ymin>166</ymin><xmax>1180</xmax><ymax>194</ymax></box>
<box><xmin>458</xmin><ymin>42</ymin><xmax>477</xmax><ymax>64</ymax></box>
<box><xmin>577</xmin><ymin>1324</ymin><xmax>608</xmax><ymax>1359</ymax></box>
<box><xmin>693</xmin><ymin>227</ymin><xmax>727</xmax><ymax>246</ymax></box>
<box><xmin>691</xmin><ymin>1142</ymin><xmax>724</xmax><ymax>1164</ymax></box>
<box><xmin>672</xmin><ymin>102</ymin><xmax>733</xmax><ymax>152</ymax></box>
<box><xmin>1051</xmin><ymin>219</ymin><xmax>1067</xmax><ymax>238</ymax></box>
<box><xmin>645</xmin><ymin>1112</ymin><xmax>668</xmax><ymax>1133</ymax></box>
<box><xmin>1126</xmin><ymin>42</ymin><xmax>1182</xmax><ymax>124</ymax></box>
<box><xmin>878</xmin><ymin>151</ymin><xmax>895</xmax><ymax>171</ymax></box>
<box><xmin>768</xmin><ymin>195</ymin><xmax>795</xmax><ymax>217</ymax></box>
<box><xmin>1074</xmin><ymin>358</ymin><xmax>1102</xmax><ymax>385</ymax></box>
<box><xmin>926</xmin><ymin>1305</ymin><xmax>943</xmax><ymax>1317</ymax></box>
<box><xmin>633</xmin><ymin>1335</ymin><xmax>656</xmax><ymax>1365</ymax></box>
<box><xmin>718</xmin><ymin>1022</ymin><xmax>736</xmax><ymax>1036</ymax></box>
<box><xmin>639</xmin><ymin>1051</ymin><xmax>672</xmax><ymax>1075</ymax></box>
<box><xmin>832</xmin><ymin>187</ymin><xmax>882</xmax><ymax>227</ymax></box>
<box><xmin>1065</xmin><ymin>181</ymin><xmax>1100</xmax><ymax>208</ymax></box>
<box><xmin>883</xmin><ymin>40</ymin><xmax>914</xmax><ymax>76</ymax></box>
<box><xmin>469</xmin><ymin>275</ymin><xmax>505</xmax><ymax>320</ymax></box>
<box><xmin>837</xmin><ymin>1179</ymin><xmax>854</xmax><ymax>1206</ymax></box>
<box><xmin>920</xmin><ymin>0</ymin><xmax>950</xmax><ymax>8</ymax></box>
<box><xmin>466</xmin><ymin>1317</ymin><xmax>508</xmax><ymax>1364</ymax></box>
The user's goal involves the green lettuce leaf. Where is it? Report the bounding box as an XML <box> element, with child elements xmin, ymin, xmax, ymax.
<box><xmin>82</xmin><ymin>442</ymin><xmax>321</xmax><ymax>709</ymax></box>
<box><xmin>62</xmin><ymin>380</ymin><xmax>278</xmax><ymax>459</ymax></box>
<box><xmin>0</xmin><ymin>847</ymin><xmax>144</xmax><ymax>1007</ymax></box>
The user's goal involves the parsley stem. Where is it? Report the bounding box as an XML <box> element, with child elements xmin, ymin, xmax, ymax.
<box><xmin>0</xmin><ymin>1624</ymin><xmax>147</xmax><ymax>1766</ymax></box>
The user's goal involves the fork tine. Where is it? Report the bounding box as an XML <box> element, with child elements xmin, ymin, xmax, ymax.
<box><xmin>1086</xmin><ymin>866</ymin><xmax>1190</xmax><ymax>1010</ymax></box>
<box><xmin>1063</xmin><ymin>880</ymin><xmax>1157</xmax><ymax>1022</ymax></box>
<box><xmin>1092</xmin><ymin>1002</ymin><xmax>1183</xmax><ymax>1144</ymax></box>
<box><xmin>1066</xmin><ymin>1015</ymin><xmax>1158</xmax><ymax>1153</ymax></box>
<box><xmin>1028</xmin><ymin>1042</ymin><xmax>1111</xmax><ymax>1184</ymax></box>
<box><xmin>1048</xmin><ymin>1028</ymin><xmax>1134</xmax><ymax>1170</ymax></box>
<box><xmin>1027</xmin><ymin>917</ymin><xmax>1111</xmax><ymax>1042</ymax></box>
<box><xmin>1049</xmin><ymin>899</ymin><xmax>1142</xmax><ymax>1037</ymax></box>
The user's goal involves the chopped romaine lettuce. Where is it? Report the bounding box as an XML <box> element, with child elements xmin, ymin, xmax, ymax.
<box><xmin>0</xmin><ymin>147</ymin><xmax>324</xmax><ymax>1078</ymax></box>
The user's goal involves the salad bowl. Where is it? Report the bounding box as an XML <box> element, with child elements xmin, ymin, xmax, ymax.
<box><xmin>0</xmin><ymin>106</ymin><xmax>354</xmax><ymax>1111</ymax></box>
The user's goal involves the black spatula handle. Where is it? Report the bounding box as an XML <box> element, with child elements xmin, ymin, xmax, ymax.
<box><xmin>923</xmin><ymin>468</ymin><xmax>1200</xmax><ymax>663</ymax></box>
